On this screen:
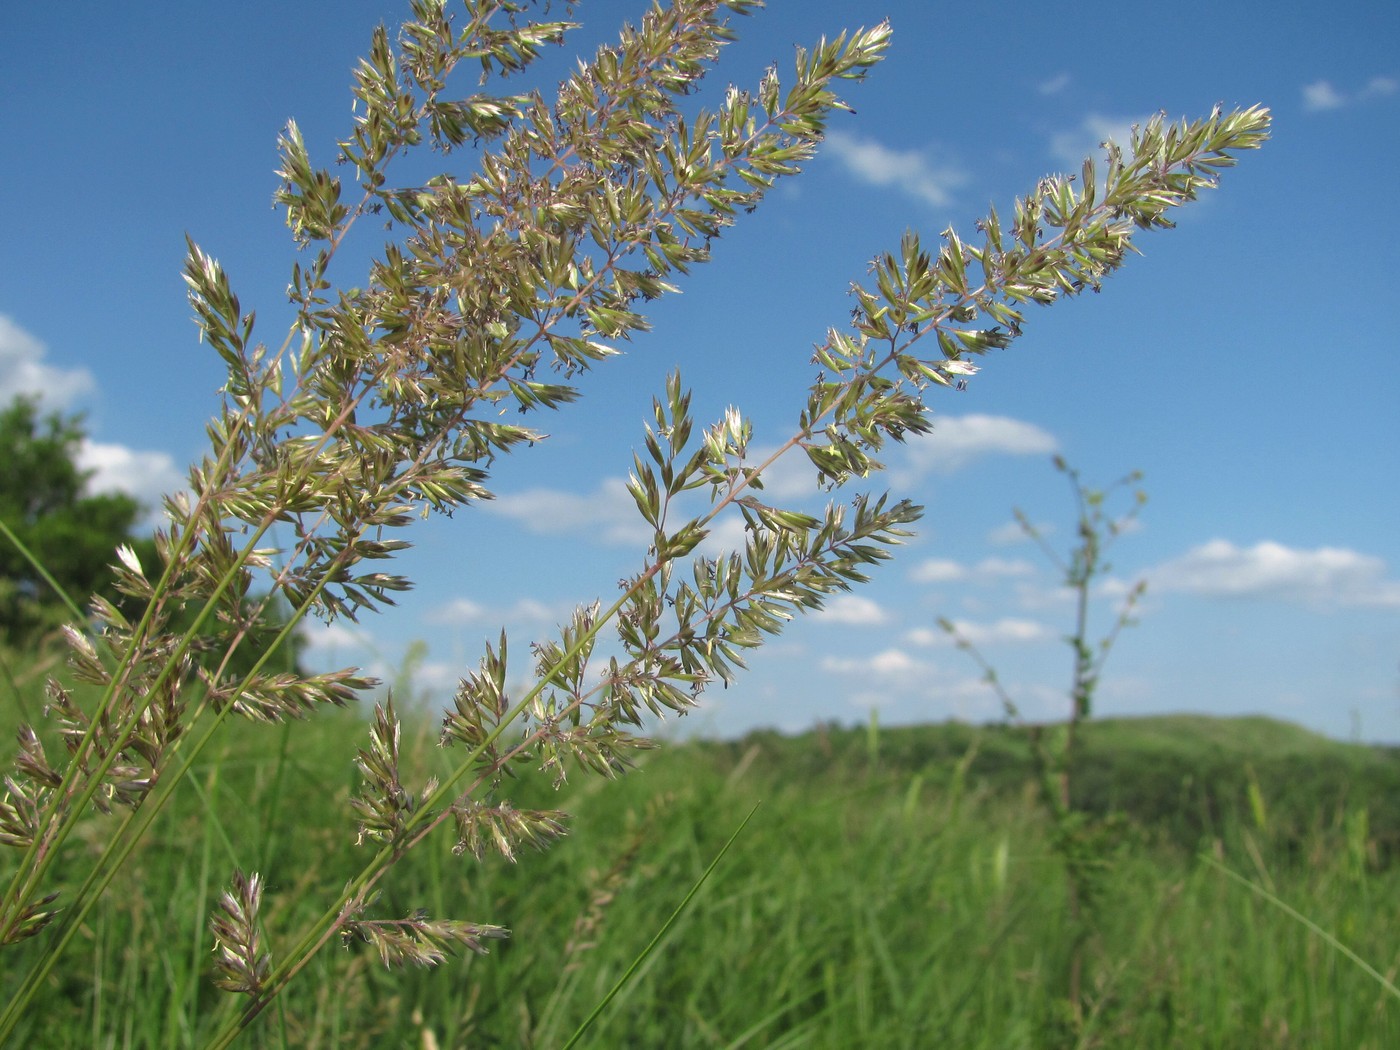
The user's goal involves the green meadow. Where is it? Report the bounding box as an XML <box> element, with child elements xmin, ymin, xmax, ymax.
<box><xmin>4</xmin><ymin>657</ymin><xmax>1396</xmax><ymax>1048</ymax></box>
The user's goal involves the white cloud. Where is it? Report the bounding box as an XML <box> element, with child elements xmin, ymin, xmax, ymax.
<box><xmin>911</xmin><ymin>554</ymin><xmax>1037</xmax><ymax>585</ymax></box>
<box><xmin>918</xmin><ymin>616</ymin><xmax>1052</xmax><ymax>649</ymax></box>
<box><xmin>426</xmin><ymin>596</ymin><xmax>567</xmax><ymax>626</ymax></box>
<box><xmin>0</xmin><ymin>316</ymin><xmax>182</xmax><ymax>520</ymax></box>
<box><xmin>837</xmin><ymin>662</ymin><xmax>1067</xmax><ymax>723</ymax></box>
<box><xmin>1302</xmin><ymin>80</ymin><xmax>1347</xmax><ymax>112</ymax></box>
<box><xmin>681</xmin><ymin>449</ymin><xmax>833</xmax><ymax>560</ymax></box>
<box><xmin>975</xmin><ymin>557</ymin><xmax>1037</xmax><ymax>578</ymax></box>
<box><xmin>988</xmin><ymin>519</ymin><xmax>1056</xmax><ymax>546</ymax></box>
<box><xmin>693</xmin><ymin>443</ymin><xmax>829</xmax><ymax>508</ymax></box>
<box><xmin>739</xmin><ymin>445</ymin><xmax>829</xmax><ymax>501</ymax></box>
<box><xmin>78</xmin><ymin>440</ymin><xmax>184</xmax><ymax>513</ymax></box>
<box><xmin>846</xmin><ymin>690</ymin><xmax>889</xmax><ymax>712</ymax></box>
<box><xmin>482</xmin><ymin>448</ymin><xmax>862</xmax><ymax>561</ymax></box>
<box><xmin>1303</xmin><ymin>76</ymin><xmax>1398</xmax><ymax>113</ymax></box>
<box><xmin>1113</xmin><ymin>515</ymin><xmax>1145</xmax><ymax>537</ymax></box>
<box><xmin>901</xmin><ymin>414</ymin><xmax>1057</xmax><ymax>476</ymax></box>
<box><xmin>822</xmin><ymin>130</ymin><xmax>969</xmax><ymax>208</ymax></box>
<box><xmin>912</xmin><ymin>558</ymin><xmax>966</xmax><ymax>584</ymax></box>
<box><xmin>697</xmin><ymin>515</ymin><xmax>750</xmax><ymax>558</ymax></box>
<box><xmin>1148</xmin><ymin>539</ymin><xmax>1400</xmax><ymax>609</ymax></box>
<box><xmin>813</xmin><ymin>594</ymin><xmax>888</xmax><ymax>625</ymax></box>
<box><xmin>903</xmin><ymin>625</ymin><xmax>943</xmax><ymax>647</ymax></box>
<box><xmin>0</xmin><ymin>315</ymin><xmax>95</xmax><ymax>407</ymax></box>
<box><xmin>485</xmin><ymin>477</ymin><xmax>652</xmax><ymax>546</ymax></box>
<box><xmin>818</xmin><ymin>632</ymin><xmax>1064</xmax><ymax>724</ymax></box>
<box><xmin>1011</xmin><ymin>578</ymin><xmax>1077</xmax><ymax>612</ymax></box>
<box><xmin>821</xmin><ymin>647</ymin><xmax>926</xmax><ymax>678</ymax></box>
<box><xmin>412</xmin><ymin>661</ymin><xmax>466</xmax><ymax>694</ymax></box>
<box><xmin>428</xmin><ymin>597</ymin><xmax>488</xmax><ymax>623</ymax></box>
<box><xmin>1098</xmin><ymin>573</ymin><xmax>1149</xmax><ymax>601</ymax></box>
<box><xmin>1038</xmin><ymin>72</ymin><xmax>1071</xmax><ymax>96</ymax></box>
<box><xmin>298</xmin><ymin>620</ymin><xmax>374</xmax><ymax>654</ymax></box>
<box><xmin>1364</xmin><ymin>76</ymin><xmax>1399</xmax><ymax>99</ymax></box>
<box><xmin>1049</xmin><ymin>113</ymin><xmax>1146</xmax><ymax>167</ymax></box>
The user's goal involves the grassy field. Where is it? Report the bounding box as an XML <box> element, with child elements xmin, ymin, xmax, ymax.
<box><xmin>3</xmin><ymin>667</ymin><xmax>1399</xmax><ymax>1047</ymax></box>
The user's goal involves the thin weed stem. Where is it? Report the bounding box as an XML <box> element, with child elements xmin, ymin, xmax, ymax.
<box><xmin>560</xmin><ymin>802</ymin><xmax>762</xmax><ymax>1049</ymax></box>
<box><xmin>1202</xmin><ymin>852</ymin><xmax>1400</xmax><ymax>1004</ymax></box>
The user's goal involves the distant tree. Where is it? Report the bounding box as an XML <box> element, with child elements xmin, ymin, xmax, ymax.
<box><xmin>0</xmin><ymin>395</ymin><xmax>146</xmax><ymax>644</ymax></box>
<box><xmin>0</xmin><ymin>395</ymin><xmax>301</xmax><ymax>674</ymax></box>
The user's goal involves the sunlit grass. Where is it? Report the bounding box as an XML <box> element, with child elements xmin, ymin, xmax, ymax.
<box><xmin>3</xmin><ymin>696</ymin><xmax>1396</xmax><ymax>1047</ymax></box>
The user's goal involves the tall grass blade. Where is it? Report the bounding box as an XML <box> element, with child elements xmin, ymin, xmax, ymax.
<box><xmin>1202</xmin><ymin>852</ymin><xmax>1400</xmax><ymax>1003</ymax></box>
<box><xmin>560</xmin><ymin>801</ymin><xmax>762</xmax><ymax>1050</ymax></box>
<box><xmin>0</xmin><ymin>517</ymin><xmax>89</xmax><ymax>629</ymax></box>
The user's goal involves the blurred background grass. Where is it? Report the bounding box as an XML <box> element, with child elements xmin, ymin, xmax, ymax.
<box><xmin>2</xmin><ymin>650</ymin><xmax>1397</xmax><ymax>1048</ymax></box>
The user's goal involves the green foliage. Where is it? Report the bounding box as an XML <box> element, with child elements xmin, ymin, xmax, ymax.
<box><xmin>0</xmin><ymin>395</ymin><xmax>145</xmax><ymax>644</ymax></box>
<box><xmin>6</xmin><ymin>708</ymin><xmax>1399</xmax><ymax>1047</ymax></box>
<box><xmin>0</xmin><ymin>0</ymin><xmax>1270</xmax><ymax>1043</ymax></box>
<box><xmin>713</xmin><ymin>714</ymin><xmax>1400</xmax><ymax>864</ymax></box>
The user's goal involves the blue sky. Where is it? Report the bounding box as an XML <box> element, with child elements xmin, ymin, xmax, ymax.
<box><xmin>3</xmin><ymin>1</ymin><xmax>1397</xmax><ymax>742</ymax></box>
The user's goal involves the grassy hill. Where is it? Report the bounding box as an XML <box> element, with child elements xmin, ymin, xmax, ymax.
<box><xmin>688</xmin><ymin>713</ymin><xmax>1400</xmax><ymax>856</ymax></box>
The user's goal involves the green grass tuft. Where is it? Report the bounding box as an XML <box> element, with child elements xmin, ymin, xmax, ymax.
<box><xmin>3</xmin><ymin>705</ymin><xmax>1398</xmax><ymax>1047</ymax></box>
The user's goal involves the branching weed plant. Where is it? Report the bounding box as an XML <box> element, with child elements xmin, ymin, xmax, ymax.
<box><xmin>940</xmin><ymin>458</ymin><xmax>1148</xmax><ymax>1037</ymax></box>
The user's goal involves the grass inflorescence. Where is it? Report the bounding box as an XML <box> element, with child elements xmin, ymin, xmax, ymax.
<box><xmin>1</xmin><ymin>3</ymin><xmax>1273</xmax><ymax>1040</ymax></box>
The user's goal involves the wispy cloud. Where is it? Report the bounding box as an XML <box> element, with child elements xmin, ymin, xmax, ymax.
<box><xmin>987</xmin><ymin>519</ymin><xmax>1056</xmax><ymax>546</ymax></box>
<box><xmin>298</xmin><ymin>621</ymin><xmax>374</xmax><ymax>654</ymax></box>
<box><xmin>0</xmin><ymin>314</ymin><xmax>94</xmax><ymax>407</ymax></box>
<box><xmin>822</xmin><ymin>129</ymin><xmax>969</xmax><ymax>207</ymax></box>
<box><xmin>900</xmin><ymin>414</ymin><xmax>1057</xmax><ymax>477</ymax></box>
<box><xmin>813</xmin><ymin>594</ymin><xmax>889</xmax><ymax>625</ymax></box>
<box><xmin>976</xmin><ymin>557</ymin><xmax>1038</xmax><ymax>578</ymax></box>
<box><xmin>1367</xmin><ymin>76</ymin><xmax>1400</xmax><ymax>99</ymax></box>
<box><xmin>911</xmin><ymin>555</ymin><xmax>1036</xmax><ymax>585</ymax></box>
<box><xmin>695</xmin><ymin>515</ymin><xmax>750</xmax><ymax>559</ymax></box>
<box><xmin>411</xmin><ymin>661</ymin><xmax>468</xmax><ymax>694</ymax></box>
<box><xmin>906</xmin><ymin>617</ymin><xmax>1052</xmax><ymax>647</ymax></box>
<box><xmin>911</xmin><ymin>558</ymin><xmax>966</xmax><ymax>584</ymax></box>
<box><xmin>1302</xmin><ymin>76</ymin><xmax>1397</xmax><ymax>113</ymax></box>
<box><xmin>714</xmin><ymin>443</ymin><xmax>828</xmax><ymax>502</ymax></box>
<box><xmin>1038</xmin><ymin>72</ymin><xmax>1071</xmax><ymax>96</ymax></box>
<box><xmin>485</xmin><ymin>477</ymin><xmax>651</xmax><ymax>546</ymax></box>
<box><xmin>821</xmin><ymin>647</ymin><xmax>928</xmax><ymax>679</ymax></box>
<box><xmin>819</xmin><ymin>645</ymin><xmax>1066</xmax><ymax>722</ymax></box>
<box><xmin>425</xmin><ymin>596</ymin><xmax>570</xmax><ymax>626</ymax></box>
<box><xmin>1049</xmin><ymin>113</ymin><xmax>1146</xmax><ymax>167</ymax></box>
<box><xmin>1302</xmin><ymin>80</ymin><xmax>1347</xmax><ymax>112</ymax></box>
<box><xmin>1147</xmin><ymin>539</ymin><xmax>1400</xmax><ymax>609</ymax></box>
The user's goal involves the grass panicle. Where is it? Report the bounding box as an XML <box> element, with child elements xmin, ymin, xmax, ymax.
<box><xmin>0</xmin><ymin>1</ymin><xmax>1271</xmax><ymax>1043</ymax></box>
